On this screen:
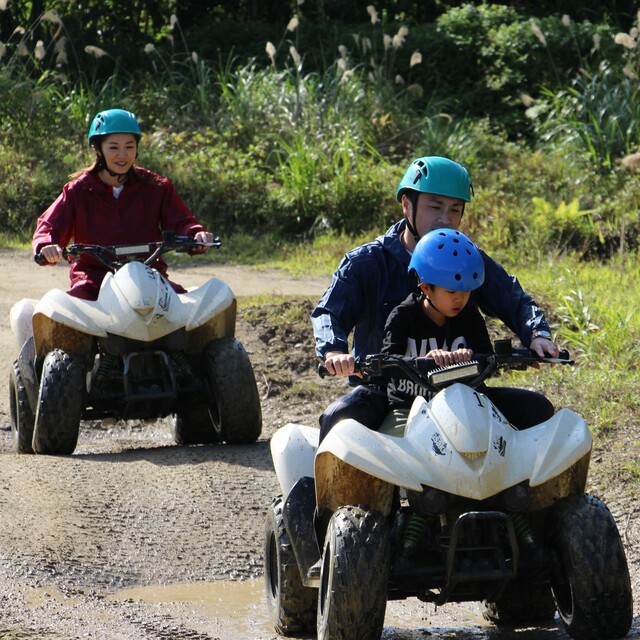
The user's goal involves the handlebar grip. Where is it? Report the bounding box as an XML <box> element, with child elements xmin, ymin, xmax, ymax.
<box><xmin>318</xmin><ymin>364</ymin><xmax>329</xmax><ymax>378</ymax></box>
<box><xmin>34</xmin><ymin>248</ymin><xmax>70</xmax><ymax>265</ymax></box>
<box><xmin>559</xmin><ymin>349</ymin><xmax>570</xmax><ymax>360</ymax></box>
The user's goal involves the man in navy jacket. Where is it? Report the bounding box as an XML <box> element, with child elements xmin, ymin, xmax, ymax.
<box><xmin>311</xmin><ymin>156</ymin><xmax>558</xmax><ymax>439</ymax></box>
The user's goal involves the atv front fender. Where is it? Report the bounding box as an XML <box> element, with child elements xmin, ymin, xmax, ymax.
<box><xmin>282</xmin><ymin>477</ymin><xmax>321</xmax><ymax>588</ymax></box>
<box><xmin>16</xmin><ymin>337</ymin><xmax>38</xmax><ymax>414</ymax></box>
<box><xmin>33</xmin><ymin>310</ymin><xmax>95</xmax><ymax>361</ymax></box>
<box><xmin>315</xmin><ymin>451</ymin><xmax>395</xmax><ymax>517</ymax></box>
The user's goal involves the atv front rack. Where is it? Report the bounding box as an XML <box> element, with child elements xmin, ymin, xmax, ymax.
<box><xmin>390</xmin><ymin>510</ymin><xmax>520</xmax><ymax>605</ymax></box>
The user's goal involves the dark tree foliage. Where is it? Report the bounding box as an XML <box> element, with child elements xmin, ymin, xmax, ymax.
<box><xmin>1</xmin><ymin>0</ymin><xmax>636</xmax><ymax>46</ymax></box>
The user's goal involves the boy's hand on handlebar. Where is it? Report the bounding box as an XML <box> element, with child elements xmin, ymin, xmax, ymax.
<box><xmin>40</xmin><ymin>244</ymin><xmax>65</xmax><ymax>264</ymax></box>
<box><xmin>424</xmin><ymin>348</ymin><xmax>473</xmax><ymax>367</ymax></box>
<box><xmin>324</xmin><ymin>352</ymin><xmax>362</xmax><ymax>378</ymax></box>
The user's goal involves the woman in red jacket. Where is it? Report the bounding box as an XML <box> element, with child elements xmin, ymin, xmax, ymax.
<box><xmin>33</xmin><ymin>108</ymin><xmax>215</xmax><ymax>300</ymax></box>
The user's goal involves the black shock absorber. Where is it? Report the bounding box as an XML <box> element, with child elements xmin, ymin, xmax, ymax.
<box><xmin>170</xmin><ymin>351</ymin><xmax>193</xmax><ymax>376</ymax></box>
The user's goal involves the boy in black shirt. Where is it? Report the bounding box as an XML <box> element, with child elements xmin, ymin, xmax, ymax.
<box><xmin>383</xmin><ymin>228</ymin><xmax>553</xmax><ymax>425</ymax></box>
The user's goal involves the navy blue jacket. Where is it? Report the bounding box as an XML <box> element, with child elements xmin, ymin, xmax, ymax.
<box><xmin>311</xmin><ymin>220</ymin><xmax>550</xmax><ymax>364</ymax></box>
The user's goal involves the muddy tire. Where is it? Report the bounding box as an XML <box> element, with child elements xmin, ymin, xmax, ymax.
<box><xmin>264</xmin><ymin>495</ymin><xmax>317</xmax><ymax>635</ymax></box>
<box><xmin>547</xmin><ymin>494</ymin><xmax>632</xmax><ymax>640</ymax></box>
<box><xmin>33</xmin><ymin>350</ymin><xmax>85</xmax><ymax>455</ymax></box>
<box><xmin>483</xmin><ymin>579</ymin><xmax>556</xmax><ymax>626</ymax></box>
<box><xmin>201</xmin><ymin>338</ymin><xmax>262</xmax><ymax>444</ymax></box>
<box><xmin>9</xmin><ymin>360</ymin><xmax>35</xmax><ymax>454</ymax></box>
<box><xmin>317</xmin><ymin>505</ymin><xmax>389</xmax><ymax>640</ymax></box>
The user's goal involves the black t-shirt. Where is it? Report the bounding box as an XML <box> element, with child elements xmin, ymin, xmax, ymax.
<box><xmin>381</xmin><ymin>291</ymin><xmax>492</xmax><ymax>405</ymax></box>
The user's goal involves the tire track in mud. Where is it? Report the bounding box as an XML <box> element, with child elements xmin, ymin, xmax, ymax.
<box><xmin>0</xmin><ymin>434</ymin><xmax>278</xmax><ymax>587</ymax></box>
<box><xmin>0</xmin><ymin>424</ymin><xmax>282</xmax><ymax>639</ymax></box>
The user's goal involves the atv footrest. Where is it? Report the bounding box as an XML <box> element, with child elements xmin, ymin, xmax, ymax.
<box><xmin>121</xmin><ymin>351</ymin><xmax>177</xmax><ymax>419</ymax></box>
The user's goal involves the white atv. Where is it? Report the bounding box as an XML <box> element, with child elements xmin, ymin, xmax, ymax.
<box><xmin>9</xmin><ymin>232</ymin><xmax>262</xmax><ymax>455</ymax></box>
<box><xmin>265</xmin><ymin>341</ymin><xmax>632</xmax><ymax>640</ymax></box>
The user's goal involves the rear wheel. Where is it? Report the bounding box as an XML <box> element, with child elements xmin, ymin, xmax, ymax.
<box><xmin>483</xmin><ymin>578</ymin><xmax>556</xmax><ymax>626</ymax></box>
<box><xmin>264</xmin><ymin>496</ymin><xmax>317</xmax><ymax>635</ymax></box>
<box><xmin>172</xmin><ymin>406</ymin><xmax>219</xmax><ymax>445</ymax></box>
<box><xmin>317</xmin><ymin>505</ymin><xmax>389</xmax><ymax>640</ymax></box>
<box><xmin>547</xmin><ymin>494</ymin><xmax>632</xmax><ymax>640</ymax></box>
<box><xmin>33</xmin><ymin>350</ymin><xmax>85</xmax><ymax>455</ymax></box>
<box><xmin>9</xmin><ymin>360</ymin><xmax>34</xmax><ymax>454</ymax></box>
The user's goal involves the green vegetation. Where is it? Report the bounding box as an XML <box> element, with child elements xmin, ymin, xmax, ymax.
<box><xmin>489</xmin><ymin>254</ymin><xmax>640</xmax><ymax>438</ymax></box>
<box><xmin>2</xmin><ymin>4</ymin><xmax>640</xmax><ymax>248</ymax></box>
<box><xmin>1</xmin><ymin>3</ymin><xmax>639</xmax><ymax>469</ymax></box>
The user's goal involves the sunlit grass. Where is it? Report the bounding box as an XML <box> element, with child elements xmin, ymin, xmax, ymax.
<box><xmin>0</xmin><ymin>234</ymin><xmax>31</xmax><ymax>250</ymax></box>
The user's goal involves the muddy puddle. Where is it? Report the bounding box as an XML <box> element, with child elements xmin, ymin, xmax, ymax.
<box><xmin>104</xmin><ymin>578</ymin><xmax>576</xmax><ymax>640</ymax></box>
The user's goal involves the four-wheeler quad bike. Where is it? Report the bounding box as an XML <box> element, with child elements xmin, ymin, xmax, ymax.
<box><xmin>9</xmin><ymin>232</ymin><xmax>262</xmax><ymax>455</ymax></box>
<box><xmin>264</xmin><ymin>341</ymin><xmax>633</xmax><ymax>640</ymax></box>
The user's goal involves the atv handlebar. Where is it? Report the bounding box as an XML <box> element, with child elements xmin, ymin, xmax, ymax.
<box><xmin>318</xmin><ymin>340</ymin><xmax>573</xmax><ymax>392</ymax></box>
<box><xmin>34</xmin><ymin>232</ymin><xmax>222</xmax><ymax>269</ymax></box>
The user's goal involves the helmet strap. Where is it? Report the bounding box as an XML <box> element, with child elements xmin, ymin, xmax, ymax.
<box><xmin>425</xmin><ymin>294</ymin><xmax>442</xmax><ymax>315</ymax></box>
<box><xmin>96</xmin><ymin>151</ymin><xmax>133</xmax><ymax>184</ymax></box>
<box><xmin>407</xmin><ymin>192</ymin><xmax>421</xmax><ymax>244</ymax></box>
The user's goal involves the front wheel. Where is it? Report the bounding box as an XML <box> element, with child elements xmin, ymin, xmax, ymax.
<box><xmin>202</xmin><ymin>337</ymin><xmax>262</xmax><ymax>444</ymax></box>
<box><xmin>317</xmin><ymin>505</ymin><xmax>389</xmax><ymax>640</ymax></box>
<box><xmin>547</xmin><ymin>494</ymin><xmax>632</xmax><ymax>640</ymax></box>
<box><xmin>264</xmin><ymin>496</ymin><xmax>317</xmax><ymax>635</ymax></box>
<box><xmin>33</xmin><ymin>349</ymin><xmax>85</xmax><ymax>455</ymax></box>
<box><xmin>9</xmin><ymin>360</ymin><xmax>34</xmax><ymax>454</ymax></box>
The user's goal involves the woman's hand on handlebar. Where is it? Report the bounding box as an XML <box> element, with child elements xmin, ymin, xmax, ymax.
<box><xmin>39</xmin><ymin>244</ymin><xmax>65</xmax><ymax>264</ymax></box>
<box><xmin>190</xmin><ymin>231</ymin><xmax>215</xmax><ymax>254</ymax></box>
<box><xmin>424</xmin><ymin>347</ymin><xmax>474</xmax><ymax>367</ymax></box>
<box><xmin>323</xmin><ymin>352</ymin><xmax>363</xmax><ymax>378</ymax></box>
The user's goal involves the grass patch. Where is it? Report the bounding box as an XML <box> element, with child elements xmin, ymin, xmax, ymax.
<box><xmin>166</xmin><ymin>229</ymin><xmax>375</xmax><ymax>277</ymax></box>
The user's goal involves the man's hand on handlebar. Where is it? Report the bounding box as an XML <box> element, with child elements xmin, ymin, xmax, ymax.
<box><xmin>323</xmin><ymin>351</ymin><xmax>363</xmax><ymax>378</ymax></box>
<box><xmin>530</xmin><ymin>336</ymin><xmax>560</xmax><ymax>367</ymax></box>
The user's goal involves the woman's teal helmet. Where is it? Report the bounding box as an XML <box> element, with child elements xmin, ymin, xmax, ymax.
<box><xmin>88</xmin><ymin>109</ymin><xmax>141</xmax><ymax>148</ymax></box>
<box><xmin>409</xmin><ymin>228</ymin><xmax>484</xmax><ymax>291</ymax></box>
<box><xmin>396</xmin><ymin>156</ymin><xmax>472</xmax><ymax>203</ymax></box>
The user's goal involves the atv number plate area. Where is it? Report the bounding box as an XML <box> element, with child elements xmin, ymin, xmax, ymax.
<box><xmin>114</xmin><ymin>244</ymin><xmax>152</xmax><ymax>255</ymax></box>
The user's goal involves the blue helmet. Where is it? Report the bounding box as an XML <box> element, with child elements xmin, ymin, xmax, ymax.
<box><xmin>396</xmin><ymin>156</ymin><xmax>472</xmax><ymax>203</ymax></box>
<box><xmin>408</xmin><ymin>228</ymin><xmax>484</xmax><ymax>291</ymax></box>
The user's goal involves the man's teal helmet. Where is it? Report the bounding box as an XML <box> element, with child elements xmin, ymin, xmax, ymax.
<box><xmin>409</xmin><ymin>228</ymin><xmax>484</xmax><ymax>291</ymax></box>
<box><xmin>88</xmin><ymin>109</ymin><xmax>141</xmax><ymax>147</ymax></box>
<box><xmin>396</xmin><ymin>156</ymin><xmax>472</xmax><ymax>203</ymax></box>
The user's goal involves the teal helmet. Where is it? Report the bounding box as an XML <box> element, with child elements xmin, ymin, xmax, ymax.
<box><xmin>409</xmin><ymin>228</ymin><xmax>484</xmax><ymax>291</ymax></box>
<box><xmin>88</xmin><ymin>109</ymin><xmax>141</xmax><ymax>147</ymax></box>
<box><xmin>396</xmin><ymin>156</ymin><xmax>472</xmax><ymax>203</ymax></box>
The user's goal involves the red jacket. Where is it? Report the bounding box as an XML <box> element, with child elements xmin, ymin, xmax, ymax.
<box><xmin>33</xmin><ymin>167</ymin><xmax>207</xmax><ymax>299</ymax></box>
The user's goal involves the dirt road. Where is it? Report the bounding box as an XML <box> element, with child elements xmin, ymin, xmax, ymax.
<box><xmin>0</xmin><ymin>249</ymin><xmax>637</xmax><ymax>640</ymax></box>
